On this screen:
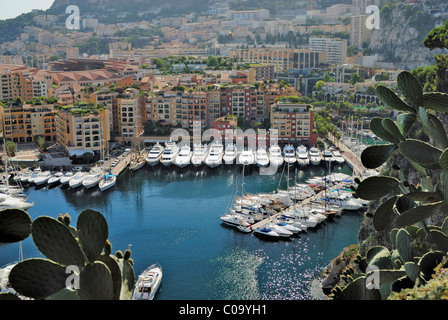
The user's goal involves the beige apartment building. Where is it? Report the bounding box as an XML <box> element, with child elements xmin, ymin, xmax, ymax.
<box><xmin>309</xmin><ymin>37</ymin><xmax>347</xmax><ymax>65</ymax></box>
<box><xmin>56</xmin><ymin>104</ymin><xmax>110</xmax><ymax>157</ymax></box>
<box><xmin>0</xmin><ymin>103</ymin><xmax>57</xmax><ymax>143</ymax></box>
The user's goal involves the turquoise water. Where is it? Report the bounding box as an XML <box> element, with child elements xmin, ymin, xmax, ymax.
<box><xmin>0</xmin><ymin>163</ymin><xmax>364</xmax><ymax>300</ymax></box>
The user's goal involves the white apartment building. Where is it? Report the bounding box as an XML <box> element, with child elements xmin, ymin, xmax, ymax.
<box><xmin>309</xmin><ymin>37</ymin><xmax>347</xmax><ymax>65</ymax></box>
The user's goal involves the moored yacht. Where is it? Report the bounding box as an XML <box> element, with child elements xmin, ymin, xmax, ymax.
<box><xmin>174</xmin><ymin>144</ymin><xmax>192</xmax><ymax>168</ymax></box>
<box><xmin>205</xmin><ymin>141</ymin><xmax>224</xmax><ymax>168</ymax></box>
<box><xmin>283</xmin><ymin>145</ymin><xmax>296</xmax><ymax>165</ymax></box>
<box><xmin>34</xmin><ymin>171</ymin><xmax>52</xmax><ymax>186</ymax></box>
<box><xmin>60</xmin><ymin>172</ymin><xmax>74</xmax><ymax>185</ymax></box>
<box><xmin>146</xmin><ymin>143</ymin><xmax>164</xmax><ymax>166</ymax></box>
<box><xmin>296</xmin><ymin>145</ymin><xmax>310</xmax><ymax>167</ymax></box>
<box><xmin>269</xmin><ymin>144</ymin><xmax>284</xmax><ymax>167</ymax></box>
<box><xmin>308</xmin><ymin>147</ymin><xmax>321</xmax><ymax>166</ymax></box>
<box><xmin>160</xmin><ymin>141</ymin><xmax>179</xmax><ymax>167</ymax></box>
<box><xmin>322</xmin><ymin>149</ymin><xmax>334</xmax><ymax>163</ymax></box>
<box><xmin>48</xmin><ymin>172</ymin><xmax>64</xmax><ymax>185</ymax></box>
<box><xmin>223</xmin><ymin>144</ymin><xmax>237</xmax><ymax>164</ymax></box>
<box><xmin>99</xmin><ymin>173</ymin><xmax>116</xmax><ymax>192</ymax></box>
<box><xmin>238</xmin><ymin>148</ymin><xmax>255</xmax><ymax>165</ymax></box>
<box><xmin>331</xmin><ymin>149</ymin><xmax>345</xmax><ymax>165</ymax></box>
<box><xmin>82</xmin><ymin>169</ymin><xmax>103</xmax><ymax>189</ymax></box>
<box><xmin>255</xmin><ymin>148</ymin><xmax>270</xmax><ymax>167</ymax></box>
<box><xmin>191</xmin><ymin>144</ymin><xmax>208</xmax><ymax>167</ymax></box>
<box><xmin>69</xmin><ymin>172</ymin><xmax>87</xmax><ymax>189</ymax></box>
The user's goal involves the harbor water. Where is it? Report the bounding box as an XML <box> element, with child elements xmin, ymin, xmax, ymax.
<box><xmin>0</xmin><ymin>163</ymin><xmax>364</xmax><ymax>300</ymax></box>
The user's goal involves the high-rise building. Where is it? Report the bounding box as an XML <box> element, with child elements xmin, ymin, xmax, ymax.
<box><xmin>309</xmin><ymin>37</ymin><xmax>347</xmax><ymax>65</ymax></box>
<box><xmin>349</xmin><ymin>15</ymin><xmax>372</xmax><ymax>49</ymax></box>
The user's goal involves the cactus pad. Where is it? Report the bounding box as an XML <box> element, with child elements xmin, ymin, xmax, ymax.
<box><xmin>0</xmin><ymin>209</ymin><xmax>32</xmax><ymax>243</ymax></box>
<box><xmin>76</xmin><ymin>209</ymin><xmax>109</xmax><ymax>263</ymax></box>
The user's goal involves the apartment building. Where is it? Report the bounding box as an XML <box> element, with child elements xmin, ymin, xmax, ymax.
<box><xmin>350</xmin><ymin>15</ymin><xmax>372</xmax><ymax>48</ymax></box>
<box><xmin>229</xmin><ymin>48</ymin><xmax>326</xmax><ymax>72</ymax></box>
<box><xmin>117</xmin><ymin>88</ymin><xmax>143</xmax><ymax>143</ymax></box>
<box><xmin>0</xmin><ymin>103</ymin><xmax>57</xmax><ymax>143</ymax></box>
<box><xmin>309</xmin><ymin>37</ymin><xmax>347</xmax><ymax>65</ymax></box>
<box><xmin>270</xmin><ymin>103</ymin><xmax>317</xmax><ymax>146</ymax></box>
<box><xmin>248</xmin><ymin>64</ymin><xmax>275</xmax><ymax>82</ymax></box>
<box><xmin>56</xmin><ymin>103</ymin><xmax>110</xmax><ymax>157</ymax></box>
<box><xmin>0</xmin><ymin>66</ymin><xmax>51</xmax><ymax>101</ymax></box>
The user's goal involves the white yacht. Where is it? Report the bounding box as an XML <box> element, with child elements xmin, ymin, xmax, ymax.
<box><xmin>255</xmin><ymin>148</ymin><xmax>270</xmax><ymax>167</ymax></box>
<box><xmin>132</xmin><ymin>263</ymin><xmax>162</xmax><ymax>300</ymax></box>
<box><xmin>238</xmin><ymin>148</ymin><xmax>255</xmax><ymax>165</ymax></box>
<box><xmin>174</xmin><ymin>144</ymin><xmax>192</xmax><ymax>168</ymax></box>
<box><xmin>205</xmin><ymin>141</ymin><xmax>224</xmax><ymax>168</ymax></box>
<box><xmin>283</xmin><ymin>145</ymin><xmax>296</xmax><ymax>165</ymax></box>
<box><xmin>322</xmin><ymin>149</ymin><xmax>334</xmax><ymax>163</ymax></box>
<box><xmin>34</xmin><ymin>171</ymin><xmax>52</xmax><ymax>186</ymax></box>
<box><xmin>20</xmin><ymin>171</ymin><xmax>32</xmax><ymax>184</ymax></box>
<box><xmin>308</xmin><ymin>147</ymin><xmax>321</xmax><ymax>166</ymax></box>
<box><xmin>332</xmin><ymin>149</ymin><xmax>345</xmax><ymax>165</ymax></box>
<box><xmin>296</xmin><ymin>145</ymin><xmax>310</xmax><ymax>167</ymax></box>
<box><xmin>27</xmin><ymin>167</ymin><xmax>42</xmax><ymax>184</ymax></box>
<box><xmin>269</xmin><ymin>144</ymin><xmax>284</xmax><ymax>167</ymax></box>
<box><xmin>324</xmin><ymin>193</ymin><xmax>363</xmax><ymax>211</ymax></box>
<box><xmin>191</xmin><ymin>144</ymin><xmax>208</xmax><ymax>167</ymax></box>
<box><xmin>0</xmin><ymin>193</ymin><xmax>33</xmax><ymax>210</ymax></box>
<box><xmin>99</xmin><ymin>173</ymin><xmax>116</xmax><ymax>192</ymax></box>
<box><xmin>69</xmin><ymin>172</ymin><xmax>87</xmax><ymax>189</ymax></box>
<box><xmin>253</xmin><ymin>227</ymin><xmax>280</xmax><ymax>240</ymax></box>
<box><xmin>82</xmin><ymin>169</ymin><xmax>103</xmax><ymax>189</ymax></box>
<box><xmin>48</xmin><ymin>172</ymin><xmax>64</xmax><ymax>185</ymax></box>
<box><xmin>146</xmin><ymin>143</ymin><xmax>164</xmax><ymax>166</ymax></box>
<box><xmin>60</xmin><ymin>172</ymin><xmax>74</xmax><ymax>185</ymax></box>
<box><xmin>266</xmin><ymin>223</ymin><xmax>293</xmax><ymax>238</ymax></box>
<box><xmin>220</xmin><ymin>214</ymin><xmax>255</xmax><ymax>228</ymax></box>
<box><xmin>160</xmin><ymin>141</ymin><xmax>179</xmax><ymax>167</ymax></box>
<box><xmin>223</xmin><ymin>144</ymin><xmax>237</xmax><ymax>164</ymax></box>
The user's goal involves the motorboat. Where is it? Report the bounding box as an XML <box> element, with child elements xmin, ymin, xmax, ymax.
<box><xmin>237</xmin><ymin>221</ymin><xmax>252</xmax><ymax>233</ymax></box>
<box><xmin>146</xmin><ymin>143</ymin><xmax>164</xmax><ymax>166</ymax></box>
<box><xmin>60</xmin><ymin>172</ymin><xmax>74</xmax><ymax>185</ymax></box>
<box><xmin>0</xmin><ymin>193</ymin><xmax>33</xmax><ymax>210</ymax></box>
<box><xmin>220</xmin><ymin>214</ymin><xmax>255</xmax><ymax>228</ymax></box>
<box><xmin>238</xmin><ymin>148</ymin><xmax>255</xmax><ymax>165</ymax></box>
<box><xmin>266</xmin><ymin>223</ymin><xmax>293</xmax><ymax>238</ymax></box>
<box><xmin>296</xmin><ymin>145</ymin><xmax>310</xmax><ymax>167</ymax></box>
<box><xmin>323</xmin><ymin>193</ymin><xmax>363</xmax><ymax>211</ymax></box>
<box><xmin>27</xmin><ymin>167</ymin><xmax>42</xmax><ymax>184</ymax></box>
<box><xmin>191</xmin><ymin>144</ymin><xmax>208</xmax><ymax>167</ymax></box>
<box><xmin>253</xmin><ymin>227</ymin><xmax>280</xmax><ymax>240</ymax></box>
<box><xmin>283</xmin><ymin>145</ymin><xmax>296</xmax><ymax>165</ymax></box>
<box><xmin>69</xmin><ymin>172</ymin><xmax>87</xmax><ymax>189</ymax></box>
<box><xmin>269</xmin><ymin>144</ymin><xmax>284</xmax><ymax>167</ymax></box>
<box><xmin>174</xmin><ymin>144</ymin><xmax>192</xmax><ymax>168</ymax></box>
<box><xmin>255</xmin><ymin>148</ymin><xmax>270</xmax><ymax>167</ymax></box>
<box><xmin>19</xmin><ymin>171</ymin><xmax>32</xmax><ymax>184</ymax></box>
<box><xmin>82</xmin><ymin>169</ymin><xmax>103</xmax><ymax>189</ymax></box>
<box><xmin>308</xmin><ymin>147</ymin><xmax>321</xmax><ymax>166</ymax></box>
<box><xmin>34</xmin><ymin>171</ymin><xmax>52</xmax><ymax>186</ymax></box>
<box><xmin>322</xmin><ymin>149</ymin><xmax>334</xmax><ymax>163</ymax></box>
<box><xmin>132</xmin><ymin>263</ymin><xmax>162</xmax><ymax>300</ymax></box>
<box><xmin>99</xmin><ymin>173</ymin><xmax>116</xmax><ymax>192</ymax></box>
<box><xmin>48</xmin><ymin>172</ymin><xmax>64</xmax><ymax>185</ymax></box>
<box><xmin>205</xmin><ymin>141</ymin><xmax>224</xmax><ymax>168</ymax></box>
<box><xmin>223</xmin><ymin>144</ymin><xmax>237</xmax><ymax>164</ymax></box>
<box><xmin>332</xmin><ymin>149</ymin><xmax>345</xmax><ymax>165</ymax></box>
<box><xmin>160</xmin><ymin>141</ymin><xmax>179</xmax><ymax>167</ymax></box>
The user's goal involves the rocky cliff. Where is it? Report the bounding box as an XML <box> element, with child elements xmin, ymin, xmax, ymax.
<box><xmin>369</xmin><ymin>3</ymin><xmax>447</xmax><ymax>70</ymax></box>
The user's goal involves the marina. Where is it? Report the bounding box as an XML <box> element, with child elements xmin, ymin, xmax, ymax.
<box><xmin>0</xmin><ymin>141</ymin><xmax>367</xmax><ymax>300</ymax></box>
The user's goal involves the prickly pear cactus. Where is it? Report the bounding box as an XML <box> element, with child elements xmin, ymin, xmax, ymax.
<box><xmin>331</xmin><ymin>70</ymin><xmax>448</xmax><ymax>300</ymax></box>
<box><xmin>2</xmin><ymin>209</ymin><xmax>135</xmax><ymax>300</ymax></box>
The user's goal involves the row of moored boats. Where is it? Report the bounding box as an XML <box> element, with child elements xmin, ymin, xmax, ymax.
<box><xmin>13</xmin><ymin>166</ymin><xmax>117</xmax><ymax>192</ymax></box>
<box><xmin>146</xmin><ymin>141</ymin><xmax>345</xmax><ymax>169</ymax></box>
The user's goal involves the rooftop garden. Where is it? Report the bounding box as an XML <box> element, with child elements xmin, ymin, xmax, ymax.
<box><xmin>56</xmin><ymin>102</ymin><xmax>106</xmax><ymax>116</ymax></box>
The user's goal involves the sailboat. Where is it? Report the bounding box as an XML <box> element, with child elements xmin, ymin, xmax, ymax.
<box><xmin>130</xmin><ymin>123</ymin><xmax>146</xmax><ymax>171</ymax></box>
<box><xmin>99</xmin><ymin>140</ymin><xmax>116</xmax><ymax>192</ymax></box>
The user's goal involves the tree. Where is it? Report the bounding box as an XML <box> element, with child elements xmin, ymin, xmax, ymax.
<box><xmin>5</xmin><ymin>140</ymin><xmax>16</xmax><ymax>157</ymax></box>
<box><xmin>348</xmin><ymin>73</ymin><xmax>364</xmax><ymax>85</ymax></box>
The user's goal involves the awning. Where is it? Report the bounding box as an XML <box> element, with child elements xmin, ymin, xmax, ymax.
<box><xmin>69</xmin><ymin>149</ymin><xmax>94</xmax><ymax>157</ymax></box>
